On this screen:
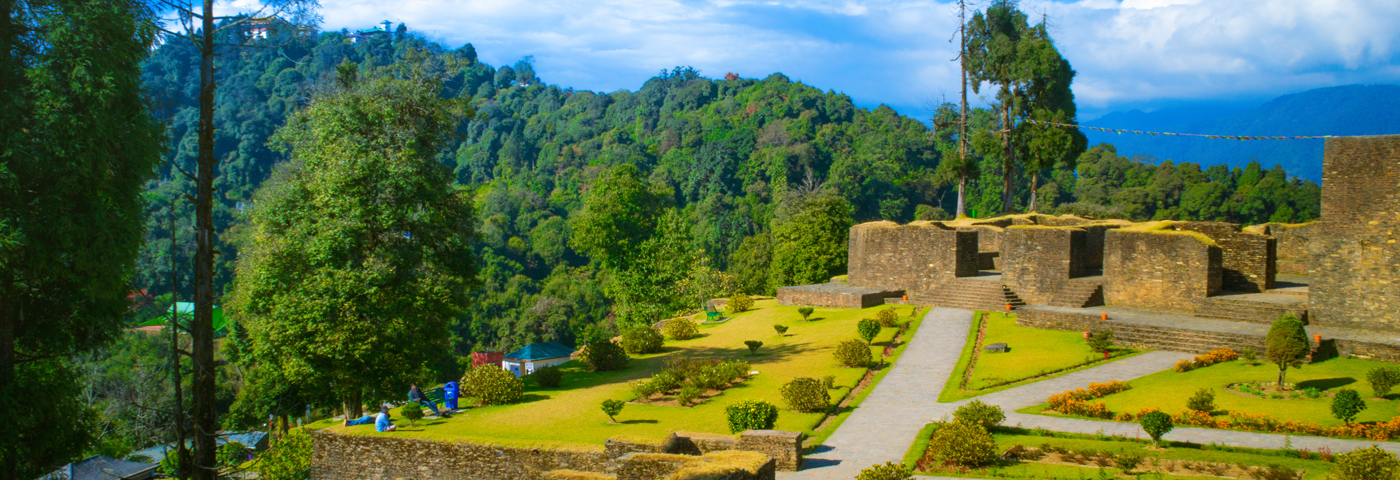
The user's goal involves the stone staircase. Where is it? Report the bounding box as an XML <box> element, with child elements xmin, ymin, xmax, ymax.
<box><xmin>910</xmin><ymin>278</ymin><xmax>1026</xmax><ymax>310</ymax></box>
<box><xmin>1195</xmin><ymin>296</ymin><xmax>1307</xmax><ymax>325</ymax></box>
<box><xmin>1048</xmin><ymin>281</ymin><xmax>1104</xmax><ymax>308</ymax></box>
<box><xmin>1108</xmin><ymin>321</ymin><xmax>1267</xmax><ymax>355</ymax></box>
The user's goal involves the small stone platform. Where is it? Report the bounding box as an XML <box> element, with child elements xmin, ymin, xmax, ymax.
<box><xmin>776</xmin><ymin>283</ymin><xmax>903</xmax><ymax>309</ymax></box>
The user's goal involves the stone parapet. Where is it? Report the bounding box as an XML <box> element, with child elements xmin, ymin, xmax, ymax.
<box><xmin>776</xmin><ymin>283</ymin><xmax>901</xmax><ymax>309</ymax></box>
<box><xmin>310</xmin><ymin>430</ymin><xmax>608</xmax><ymax>480</ymax></box>
<box><xmin>1103</xmin><ymin>227</ymin><xmax>1222</xmax><ymax>312</ymax></box>
<box><xmin>1002</xmin><ymin>226</ymin><xmax>1087</xmax><ymax>305</ymax></box>
<box><xmin>1251</xmin><ymin>222</ymin><xmax>1317</xmax><ymax>276</ymax></box>
<box><xmin>1174</xmin><ymin>222</ymin><xmax>1276</xmax><ymax>292</ymax></box>
<box><xmin>847</xmin><ymin>221</ymin><xmax>977</xmax><ymax>294</ymax></box>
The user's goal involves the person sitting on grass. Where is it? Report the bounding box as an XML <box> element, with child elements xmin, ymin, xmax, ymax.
<box><xmin>409</xmin><ymin>383</ymin><xmax>450</xmax><ymax>418</ymax></box>
<box><xmin>343</xmin><ymin>405</ymin><xmax>397</xmax><ymax>432</ymax></box>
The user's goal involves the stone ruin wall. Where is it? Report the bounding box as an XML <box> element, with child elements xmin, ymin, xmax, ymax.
<box><xmin>846</xmin><ymin>221</ymin><xmax>978</xmax><ymax>294</ymax></box>
<box><xmin>1310</xmin><ymin>135</ymin><xmax>1400</xmax><ymax>331</ymax></box>
<box><xmin>1103</xmin><ymin>229</ymin><xmax>1223</xmax><ymax>312</ymax></box>
<box><xmin>1174</xmin><ymin>222</ymin><xmax>1276</xmax><ymax>292</ymax></box>
<box><xmin>1001</xmin><ymin>227</ymin><xmax>1087</xmax><ymax>304</ymax></box>
<box><xmin>310</xmin><ymin>429</ymin><xmax>800</xmax><ymax>480</ymax></box>
<box><xmin>1251</xmin><ymin>222</ymin><xmax>1317</xmax><ymax>276</ymax></box>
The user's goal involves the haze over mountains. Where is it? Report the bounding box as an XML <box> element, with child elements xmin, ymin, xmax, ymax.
<box><xmin>1082</xmin><ymin>85</ymin><xmax>1400</xmax><ymax>182</ymax></box>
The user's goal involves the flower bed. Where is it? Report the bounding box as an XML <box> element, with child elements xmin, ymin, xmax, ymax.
<box><xmin>1174</xmin><ymin>348</ymin><xmax>1238</xmax><ymax>372</ymax></box>
<box><xmin>1045</xmin><ymin>381</ymin><xmax>1132</xmax><ymax>419</ymax></box>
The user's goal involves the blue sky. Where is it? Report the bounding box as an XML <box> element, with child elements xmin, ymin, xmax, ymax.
<box><xmin>291</xmin><ymin>0</ymin><xmax>1399</xmax><ymax>121</ymax></box>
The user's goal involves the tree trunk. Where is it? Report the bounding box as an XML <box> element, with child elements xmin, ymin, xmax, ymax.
<box><xmin>1028</xmin><ymin>171</ymin><xmax>1039</xmax><ymax>212</ymax></box>
<box><xmin>0</xmin><ymin>289</ymin><xmax>16</xmax><ymax>480</ymax></box>
<box><xmin>343</xmin><ymin>391</ymin><xmax>363</xmax><ymax>420</ymax></box>
<box><xmin>1001</xmin><ymin>102</ymin><xmax>1015</xmax><ymax>214</ymax></box>
<box><xmin>169</xmin><ymin>210</ymin><xmax>189</xmax><ymax>480</ymax></box>
<box><xmin>1278</xmin><ymin>365</ymin><xmax>1287</xmax><ymax>390</ymax></box>
<box><xmin>957</xmin><ymin>1</ymin><xmax>969</xmax><ymax>219</ymax></box>
<box><xmin>956</xmin><ymin>177</ymin><xmax>967</xmax><ymax>219</ymax></box>
<box><xmin>191</xmin><ymin>1</ymin><xmax>219</xmax><ymax>478</ymax></box>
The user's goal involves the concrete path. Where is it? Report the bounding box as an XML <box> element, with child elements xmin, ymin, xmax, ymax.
<box><xmin>780</xmin><ymin>307</ymin><xmax>1400</xmax><ymax>480</ymax></box>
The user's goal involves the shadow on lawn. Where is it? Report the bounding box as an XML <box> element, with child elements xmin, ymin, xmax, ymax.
<box><xmin>1297</xmin><ymin>377</ymin><xmax>1356</xmax><ymax>390</ymax></box>
<box><xmin>620</xmin><ymin>419</ymin><xmax>659</xmax><ymax>424</ymax></box>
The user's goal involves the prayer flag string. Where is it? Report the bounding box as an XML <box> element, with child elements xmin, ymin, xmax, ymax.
<box><xmin>1024</xmin><ymin>119</ymin><xmax>1339</xmax><ymax>140</ymax></box>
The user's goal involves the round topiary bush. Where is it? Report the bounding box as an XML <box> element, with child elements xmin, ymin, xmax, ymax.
<box><xmin>1140</xmin><ymin>411</ymin><xmax>1174</xmax><ymax>446</ymax></box>
<box><xmin>858</xmin><ymin>318</ymin><xmax>882</xmax><ymax>344</ymax></box>
<box><xmin>876</xmin><ymin>308</ymin><xmax>899</xmax><ymax>328</ymax></box>
<box><xmin>780</xmin><ymin>377</ymin><xmax>831</xmax><ymax>413</ymax></box>
<box><xmin>926</xmin><ymin>421</ymin><xmax>997</xmax><ymax>468</ymax></box>
<box><xmin>620</xmin><ymin>327</ymin><xmax>664</xmax><ymax>354</ymax></box>
<box><xmin>728</xmin><ymin>293</ymin><xmax>754</xmax><ymax>313</ymax></box>
<box><xmin>663</xmin><ymin>319</ymin><xmax>699</xmax><ymax>340</ymax></box>
<box><xmin>855</xmin><ymin>461</ymin><xmax>912</xmax><ymax>480</ymax></box>
<box><xmin>580</xmin><ymin>339</ymin><xmax>629</xmax><ymax>372</ymax></box>
<box><xmin>835</xmin><ymin>339</ymin><xmax>872</xmax><ymax>368</ymax></box>
<box><xmin>462</xmin><ymin>365</ymin><xmax>524</xmax><ymax>406</ymax></box>
<box><xmin>952</xmin><ymin>399</ymin><xmax>1004</xmax><ymax>430</ymax></box>
<box><xmin>725</xmin><ymin>400</ymin><xmax>779</xmax><ymax>433</ymax></box>
<box><xmin>398</xmin><ymin>403</ymin><xmax>423</xmax><ymax>426</ymax></box>
<box><xmin>1187</xmin><ymin>388</ymin><xmax>1215</xmax><ymax>413</ymax></box>
<box><xmin>533</xmin><ymin>365</ymin><xmax>563</xmax><ymax>388</ymax></box>
<box><xmin>1332</xmin><ymin>445</ymin><xmax>1400</xmax><ymax>480</ymax></box>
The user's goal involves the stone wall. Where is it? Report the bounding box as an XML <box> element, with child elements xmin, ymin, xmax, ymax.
<box><xmin>1103</xmin><ymin>228</ymin><xmax>1222</xmax><ymax>312</ymax></box>
<box><xmin>1251</xmin><ymin>222</ymin><xmax>1317</xmax><ymax>276</ymax></box>
<box><xmin>310</xmin><ymin>430</ymin><xmax>608</xmax><ymax>480</ymax></box>
<box><xmin>1311</xmin><ymin>135</ymin><xmax>1400</xmax><ymax>331</ymax></box>
<box><xmin>615</xmin><ymin>452</ymin><xmax>775</xmax><ymax>480</ymax></box>
<box><xmin>775</xmin><ymin>283</ymin><xmax>901</xmax><ymax>309</ymax></box>
<box><xmin>1001</xmin><ymin>227</ymin><xmax>1087</xmax><ymax>305</ymax></box>
<box><xmin>1174</xmin><ymin>222</ymin><xmax>1276</xmax><ymax>292</ymax></box>
<box><xmin>847</xmin><ymin>221</ymin><xmax>978</xmax><ymax>293</ymax></box>
<box><xmin>959</xmin><ymin>225</ymin><xmax>1005</xmax><ymax>269</ymax></box>
<box><xmin>1079</xmin><ymin>224</ymin><xmax>1122</xmax><ymax>270</ymax></box>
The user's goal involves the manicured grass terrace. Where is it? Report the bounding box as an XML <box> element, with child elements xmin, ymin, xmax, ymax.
<box><xmin>1021</xmin><ymin>357</ymin><xmax>1400</xmax><ymax>427</ymax></box>
<box><xmin>312</xmin><ymin>299</ymin><xmax>924</xmax><ymax>450</ymax></box>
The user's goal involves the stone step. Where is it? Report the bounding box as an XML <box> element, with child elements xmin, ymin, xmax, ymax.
<box><xmin>1049</xmin><ymin>283</ymin><xmax>1104</xmax><ymax>308</ymax></box>
<box><xmin>1194</xmin><ymin>299</ymin><xmax>1306</xmax><ymax>324</ymax></box>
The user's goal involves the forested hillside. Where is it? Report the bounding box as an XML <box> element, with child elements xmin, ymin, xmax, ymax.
<box><xmin>133</xmin><ymin>23</ymin><xmax>1322</xmax><ymax>356</ymax></box>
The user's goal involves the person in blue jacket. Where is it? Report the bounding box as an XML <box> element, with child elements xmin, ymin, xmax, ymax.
<box><xmin>343</xmin><ymin>405</ymin><xmax>397</xmax><ymax>432</ymax></box>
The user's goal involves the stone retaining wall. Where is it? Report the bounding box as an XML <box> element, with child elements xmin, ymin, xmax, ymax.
<box><xmin>1174</xmin><ymin>222</ymin><xmax>1276</xmax><ymax>292</ymax></box>
<box><xmin>1252</xmin><ymin>222</ymin><xmax>1317</xmax><ymax>276</ymax></box>
<box><xmin>1103</xmin><ymin>229</ymin><xmax>1222</xmax><ymax>312</ymax></box>
<box><xmin>1311</xmin><ymin>135</ymin><xmax>1400</xmax><ymax>331</ymax></box>
<box><xmin>775</xmin><ymin>284</ymin><xmax>901</xmax><ymax>309</ymax></box>
<box><xmin>847</xmin><ymin>221</ymin><xmax>978</xmax><ymax>294</ymax></box>
<box><xmin>1001</xmin><ymin>227</ymin><xmax>1086</xmax><ymax>305</ymax></box>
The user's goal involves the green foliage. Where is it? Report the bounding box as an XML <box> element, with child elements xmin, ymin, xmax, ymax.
<box><xmin>952</xmin><ymin>400</ymin><xmax>1005</xmax><ymax>430</ymax></box>
<box><xmin>664</xmin><ymin>319</ymin><xmax>700</xmax><ymax>340</ymax></box>
<box><xmin>218</xmin><ymin>441</ymin><xmax>250</xmax><ymax>469</ymax></box>
<box><xmin>835</xmin><ymin>339</ymin><xmax>872</xmax><ymax>368</ymax></box>
<box><xmin>769</xmin><ymin>194</ymin><xmax>854</xmax><ymax>290</ymax></box>
<box><xmin>1266</xmin><ymin>314</ymin><xmax>1310</xmax><ymax>386</ymax></box>
<box><xmin>601</xmin><ymin>399</ymin><xmax>626</xmax><ymax>422</ymax></box>
<box><xmin>855</xmin><ymin>462</ymin><xmax>912</xmax><ymax>480</ymax></box>
<box><xmin>745</xmin><ymin>340</ymin><xmax>764</xmax><ymax>355</ymax></box>
<box><xmin>798</xmin><ymin>307</ymin><xmax>815</xmax><ymax>321</ymax></box>
<box><xmin>1242</xmin><ymin>348</ymin><xmax>1259</xmax><ymax>365</ymax></box>
<box><xmin>1187</xmin><ymin>388</ymin><xmax>1216</xmax><ymax>413</ymax></box>
<box><xmin>780</xmin><ymin>377</ymin><xmax>831</xmax><ymax>413</ymax></box>
<box><xmin>400</xmin><ymin>403</ymin><xmax>424</xmax><ymax>426</ymax></box>
<box><xmin>256</xmin><ymin>429</ymin><xmax>313</xmax><ymax>480</ymax></box>
<box><xmin>1367</xmin><ymin>366</ymin><xmax>1400</xmax><ymax>397</ymax></box>
<box><xmin>580</xmin><ymin>340</ymin><xmax>630</xmax><ymax>372</ymax></box>
<box><xmin>773</xmin><ymin>324</ymin><xmax>789</xmax><ymax>335</ymax></box>
<box><xmin>1140</xmin><ymin>411</ymin><xmax>1174</xmax><ymax>446</ymax></box>
<box><xmin>727</xmin><ymin>293</ymin><xmax>755</xmax><ymax>313</ymax></box>
<box><xmin>1086</xmin><ymin>329</ymin><xmax>1115</xmax><ymax>353</ymax></box>
<box><xmin>823</xmin><ymin>375</ymin><xmax>836</xmax><ymax>389</ymax></box>
<box><xmin>729</xmin><ymin>234</ymin><xmax>774</xmax><ymax>295</ymax></box>
<box><xmin>1332</xmin><ymin>445</ymin><xmax>1400</xmax><ymax>480</ymax></box>
<box><xmin>858</xmin><ymin>319</ymin><xmax>882</xmax><ymax>345</ymax></box>
<box><xmin>1331</xmin><ymin>388</ymin><xmax>1368</xmax><ymax>424</ymax></box>
<box><xmin>1253</xmin><ymin>464</ymin><xmax>1301</xmax><ymax>480</ymax></box>
<box><xmin>876</xmin><ymin>309</ymin><xmax>899</xmax><ymax>328</ymax></box>
<box><xmin>533</xmin><ymin>366</ymin><xmax>563</xmax><ymax>389</ymax></box>
<box><xmin>926</xmin><ymin>421</ymin><xmax>997</xmax><ymax>468</ymax></box>
<box><xmin>725</xmin><ymin>400</ymin><xmax>779</xmax><ymax>434</ymax></box>
<box><xmin>620</xmin><ymin>327</ymin><xmax>665</xmax><ymax>354</ymax></box>
<box><xmin>463</xmin><ymin>365</ymin><xmax>525</xmax><ymax>406</ymax></box>
<box><xmin>676</xmin><ymin>385</ymin><xmax>702</xmax><ymax>406</ymax></box>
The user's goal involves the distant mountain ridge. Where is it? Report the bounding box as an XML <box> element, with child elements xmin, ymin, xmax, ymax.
<box><xmin>1083</xmin><ymin>84</ymin><xmax>1400</xmax><ymax>181</ymax></box>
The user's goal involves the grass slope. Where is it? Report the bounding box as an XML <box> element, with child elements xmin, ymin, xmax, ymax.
<box><xmin>314</xmin><ymin>299</ymin><xmax>922</xmax><ymax>450</ymax></box>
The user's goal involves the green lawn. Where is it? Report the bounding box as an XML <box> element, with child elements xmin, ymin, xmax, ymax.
<box><xmin>312</xmin><ymin>299</ymin><xmax>923</xmax><ymax>450</ymax></box>
<box><xmin>905</xmin><ymin>425</ymin><xmax>1337</xmax><ymax>479</ymax></box>
<box><xmin>939</xmin><ymin>312</ymin><xmax>1141</xmax><ymax>402</ymax></box>
<box><xmin>1022</xmin><ymin>357</ymin><xmax>1400</xmax><ymax>426</ymax></box>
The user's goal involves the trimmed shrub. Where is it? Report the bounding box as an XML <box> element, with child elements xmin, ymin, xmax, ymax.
<box><xmin>744</xmin><ymin>340</ymin><xmax>763</xmax><ymax>355</ymax></box>
<box><xmin>855</xmin><ymin>462</ymin><xmax>912</xmax><ymax>480</ymax></box>
<box><xmin>398</xmin><ymin>403</ymin><xmax>423</xmax><ymax>426</ymax></box>
<box><xmin>952</xmin><ymin>400</ymin><xmax>1005</xmax><ymax>430</ymax></box>
<box><xmin>726</xmin><ymin>400</ymin><xmax>778</xmax><ymax>433</ymax></box>
<box><xmin>835</xmin><ymin>339</ymin><xmax>872</xmax><ymax>367</ymax></box>
<box><xmin>663</xmin><ymin>319</ymin><xmax>700</xmax><ymax>340</ymax></box>
<box><xmin>822</xmin><ymin>375</ymin><xmax>836</xmax><ymax>389</ymax></box>
<box><xmin>1140</xmin><ymin>411</ymin><xmax>1174</xmax><ymax>446</ymax></box>
<box><xmin>773</xmin><ymin>324</ymin><xmax>789</xmax><ymax>335</ymax></box>
<box><xmin>620</xmin><ymin>327</ymin><xmax>664</xmax><ymax>354</ymax></box>
<box><xmin>533</xmin><ymin>365</ymin><xmax>563</xmax><ymax>388</ymax></box>
<box><xmin>858</xmin><ymin>318</ymin><xmax>881</xmax><ymax>344</ymax></box>
<box><xmin>579</xmin><ymin>339</ymin><xmax>629</xmax><ymax>372</ymax></box>
<box><xmin>1332</xmin><ymin>445</ymin><xmax>1400</xmax><ymax>480</ymax></box>
<box><xmin>1333</xmin><ymin>388</ymin><xmax>1368</xmax><ymax>424</ymax></box>
<box><xmin>677</xmin><ymin>385</ymin><xmax>702</xmax><ymax>406</ymax></box>
<box><xmin>1187</xmin><ymin>388</ymin><xmax>1215</xmax><ymax>414</ymax></box>
<box><xmin>601</xmin><ymin>399</ymin><xmax>625</xmax><ymax>423</ymax></box>
<box><xmin>926</xmin><ymin>421</ymin><xmax>997</xmax><ymax>468</ymax></box>
<box><xmin>797</xmin><ymin>307</ymin><xmax>814</xmax><ymax>321</ymax></box>
<box><xmin>780</xmin><ymin>377</ymin><xmax>830</xmax><ymax>413</ymax></box>
<box><xmin>876</xmin><ymin>308</ymin><xmax>899</xmax><ymax>328</ymax></box>
<box><xmin>1266</xmin><ymin>314</ymin><xmax>1310</xmax><ymax>386</ymax></box>
<box><xmin>463</xmin><ymin>365</ymin><xmax>525</xmax><ymax>406</ymax></box>
<box><xmin>728</xmin><ymin>293</ymin><xmax>754</xmax><ymax>313</ymax></box>
<box><xmin>1241</xmin><ymin>348</ymin><xmax>1259</xmax><ymax>365</ymax></box>
<box><xmin>1086</xmin><ymin>329</ymin><xmax>1114</xmax><ymax>353</ymax></box>
<box><xmin>1368</xmin><ymin>366</ymin><xmax>1400</xmax><ymax>398</ymax></box>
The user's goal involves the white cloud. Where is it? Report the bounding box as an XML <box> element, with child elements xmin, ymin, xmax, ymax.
<box><xmin>295</xmin><ymin>0</ymin><xmax>1400</xmax><ymax>118</ymax></box>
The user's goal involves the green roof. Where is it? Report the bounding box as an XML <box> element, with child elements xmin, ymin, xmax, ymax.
<box><xmin>504</xmin><ymin>341</ymin><xmax>574</xmax><ymax>361</ymax></box>
<box><xmin>138</xmin><ymin>302</ymin><xmax>228</xmax><ymax>335</ymax></box>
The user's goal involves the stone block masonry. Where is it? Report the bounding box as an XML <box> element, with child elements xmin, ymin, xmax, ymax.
<box><xmin>775</xmin><ymin>283</ymin><xmax>902</xmax><ymax>309</ymax></box>
<box><xmin>1252</xmin><ymin>222</ymin><xmax>1317</xmax><ymax>276</ymax></box>
<box><xmin>1311</xmin><ymin>135</ymin><xmax>1400</xmax><ymax>331</ymax></box>
<box><xmin>1103</xmin><ymin>228</ymin><xmax>1222</xmax><ymax>312</ymax></box>
<box><xmin>1174</xmin><ymin>222</ymin><xmax>1276</xmax><ymax>292</ymax></box>
<box><xmin>1001</xmin><ymin>226</ymin><xmax>1087</xmax><ymax>305</ymax></box>
<box><xmin>847</xmin><ymin>221</ymin><xmax>978</xmax><ymax>294</ymax></box>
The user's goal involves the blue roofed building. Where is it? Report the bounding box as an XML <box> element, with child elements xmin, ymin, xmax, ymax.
<box><xmin>128</xmin><ymin>431</ymin><xmax>268</xmax><ymax>465</ymax></box>
<box><xmin>501</xmin><ymin>341</ymin><xmax>575</xmax><ymax>377</ymax></box>
<box><xmin>42</xmin><ymin>455</ymin><xmax>157</xmax><ymax>480</ymax></box>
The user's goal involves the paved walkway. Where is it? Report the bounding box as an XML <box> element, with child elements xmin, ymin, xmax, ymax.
<box><xmin>780</xmin><ymin>307</ymin><xmax>1400</xmax><ymax>480</ymax></box>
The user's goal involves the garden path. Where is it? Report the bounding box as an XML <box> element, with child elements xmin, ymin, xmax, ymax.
<box><xmin>780</xmin><ymin>307</ymin><xmax>1400</xmax><ymax>480</ymax></box>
